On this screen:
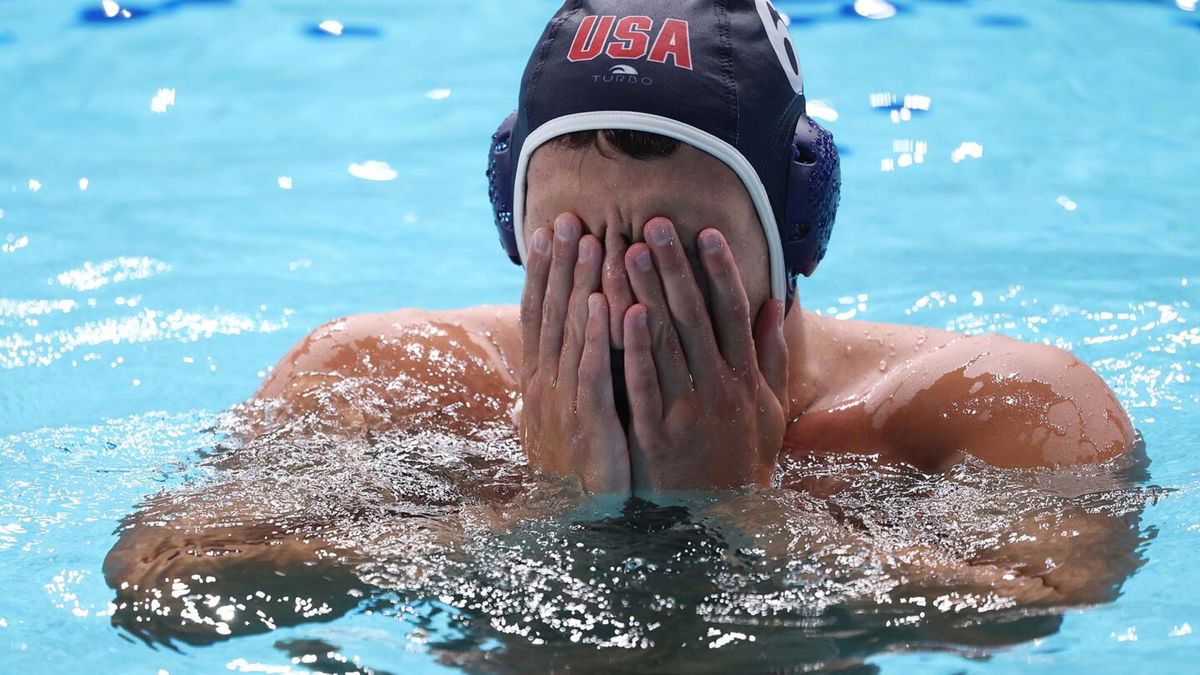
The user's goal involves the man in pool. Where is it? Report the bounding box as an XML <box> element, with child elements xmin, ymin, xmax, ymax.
<box><xmin>254</xmin><ymin>0</ymin><xmax>1134</xmax><ymax>494</ymax></box>
<box><xmin>102</xmin><ymin>0</ymin><xmax>1144</xmax><ymax>648</ymax></box>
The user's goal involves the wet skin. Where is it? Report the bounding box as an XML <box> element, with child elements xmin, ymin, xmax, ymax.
<box><xmin>256</xmin><ymin>139</ymin><xmax>1136</xmax><ymax>490</ymax></box>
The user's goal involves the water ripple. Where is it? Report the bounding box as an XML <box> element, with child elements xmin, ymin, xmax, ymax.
<box><xmin>53</xmin><ymin>257</ymin><xmax>171</xmax><ymax>292</ymax></box>
<box><xmin>0</xmin><ymin>307</ymin><xmax>289</xmax><ymax>369</ymax></box>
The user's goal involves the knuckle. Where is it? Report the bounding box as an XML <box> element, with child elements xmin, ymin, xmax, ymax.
<box><xmin>681</xmin><ymin>298</ymin><xmax>707</xmax><ymax>323</ymax></box>
<box><xmin>577</xmin><ymin>359</ymin><xmax>598</xmax><ymax>382</ymax></box>
<box><xmin>563</xmin><ymin>320</ymin><xmax>583</xmax><ymax>349</ymax></box>
<box><xmin>540</xmin><ymin>314</ymin><xmax>562</xmax><ymax>340</ymax></box>
<box><xmin>711</xmin><ymin>380</ymin><xmax>747</xmax><ymax>409</ymax></box>
<box><xmin>542</xmin><ymin>295</ymin><xmax>565</xmax><ymax>323</ymax></box>
<box><xmin>667</xmin><ymin>301</ymin><xmax>705</xmax><ymax>333</ymax></box>
<box><xmin>650</xmin><ymin>320</ymin><xmax>678</xmax><ymax>351</ymax></box>
<box><xmin>709</xmin><ymin>256</ymin><xmax>734</xmax><ymax>278</ymax></box>
<box><xmin>548</xmin><ymin>255</ymin><xmax>567</xmax><ymax>279</ymax></box>
<box><xmin>572</xmin><ymin>251</ymin><xmax>591</xmax><ymax>277</ymax></box>
<box><xmin>572</xmin><ymin>271</ymin><xmax>592</xmax><ymax>296</ymax></box>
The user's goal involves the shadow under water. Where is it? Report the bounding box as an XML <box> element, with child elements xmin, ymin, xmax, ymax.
<box><xmin>102</xmin><ymin>406</ymin><xmax>1159</xmax><ymax>673</ymax></box>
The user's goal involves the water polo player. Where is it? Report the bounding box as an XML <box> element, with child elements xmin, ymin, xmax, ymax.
<box><xmin>101</xmin><ymin>1</ymin><xmax>1146</xmax><ymax>650</ymax></box>
<box><xmin>251</xmin><ymin>0</ymin><xmax>1134</xmax><ymax>493</ymax></box>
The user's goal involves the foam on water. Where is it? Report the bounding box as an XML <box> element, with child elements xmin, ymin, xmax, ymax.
<box><xmin>82</xmin><ymin>395</ymin><xmax>1157</xmax><ymax>671</ymax></box>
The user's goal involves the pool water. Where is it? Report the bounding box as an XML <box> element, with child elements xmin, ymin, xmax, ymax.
<box><xmin>1</xmin><ymin>0</ymin><xmax>1197</xmax><ymax>672</ymax></box>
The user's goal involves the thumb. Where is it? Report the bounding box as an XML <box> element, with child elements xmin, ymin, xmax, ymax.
<box><xmin>753</xmin><ymin>299</ymin><xmax>789</xmax><ymax>407</ymax></box>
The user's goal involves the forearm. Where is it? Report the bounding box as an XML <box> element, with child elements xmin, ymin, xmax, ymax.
<box><xmin>105</xmin><ymin>516</ymin><xmax>369</xmax><ymax>645</ymax></box>
<box><xmin>780</xmin><ymin>453</ymin><xmax>1145</xmax><ymax>608</ymax></box>
<box><xmin>958</xmin><ymin>506</ymin><xmax>1143</xmax><ymax>605</ymax></box>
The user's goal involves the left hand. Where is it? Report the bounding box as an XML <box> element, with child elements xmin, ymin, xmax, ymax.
<box><xmin>621</xmin><ymin>217</ymin><xmax>789</xmax><ymax>492</ymax></box>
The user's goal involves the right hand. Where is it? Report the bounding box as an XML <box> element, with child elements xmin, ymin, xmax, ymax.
<box><xmin>518</xmin><ymin>213</ymin><xmax>630</xmax><ymax>494</ymax></box>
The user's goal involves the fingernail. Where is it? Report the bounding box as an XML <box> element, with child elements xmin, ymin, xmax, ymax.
<box><xmin>533</xmin><ymin>229</ymin><xmax>550</xmax><ymax>254</ymax></box>
<box><xmin>555</xmin><ymin>216</ymin><xmax>579</xmax><ymax>241</ymax></box>
<box><xmin>633</xmin><ymin>308</ymin><xmax>647</xmax><ymax>328</ymax></box>
<box><xmin>588</xmin><ymin>293</ymin><xmax>602</xmax><ymax>317</ymax></box>
<box><xmin>647</xmin><ymin>220</ymin><xmax>672</xmax><ymax>247</ymax></box>
<box><xmin>700</xmin><ymin>231</ymin><xmax>721</xmax><ymax>253</ymax></box>
<box><xmin>633</xmin><ymin>249</ymin><xmax>652</xmax><ymax>272</ymax></box>
<box><xmin>579</xmin><ymin>237</ymin><xmax>598</xmax><ymax>262</ymax></box>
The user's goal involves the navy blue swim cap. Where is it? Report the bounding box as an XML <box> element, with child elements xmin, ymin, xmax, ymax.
<box><xmin>488</xmin><ymin>0</ymin><xmax>840</xmax><ymax>300</ymax></box>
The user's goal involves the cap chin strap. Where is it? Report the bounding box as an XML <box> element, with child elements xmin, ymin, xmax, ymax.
<box><xmin>513</xmin><ymin>111</ymin><xmax>788</xmax><ymax>303</ymax></box>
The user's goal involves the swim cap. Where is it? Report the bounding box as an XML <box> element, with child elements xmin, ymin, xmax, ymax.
<box><xmin>488</xmin><ymin>0</ymin><xmax>840</xmax><ymax>301</ymax></box>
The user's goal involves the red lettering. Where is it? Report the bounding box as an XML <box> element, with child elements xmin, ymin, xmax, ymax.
<box><xmin>647</xmin><ymin>18</ymin><xmax>692</xmax><ymax>70</ymax></box>
<box><xmin>605</xmin><ymin>16</ymin><xmax>652</xmax><ymax>60</ymax></box>
<box><xmin>567</xmin><ymin>15</ymin><xmax>615</xmax><ymax>62</ymax></box>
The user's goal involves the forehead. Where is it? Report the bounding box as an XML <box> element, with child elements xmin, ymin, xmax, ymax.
<box><xmin>525</xmin><ymin>138</ymin><xmax>755</xmax><ymax>232</ymax></box>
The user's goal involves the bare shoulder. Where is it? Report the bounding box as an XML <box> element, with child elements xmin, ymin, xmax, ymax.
<box><xmin>874</xmin><ymin>332</ymin><xmax>1134</xmax><ymax>468</ymax></box>
<box><xmin>252</xmin><ymin>305</ymin><xmax>522</xmax><ymax>434</ymax></box>
<box><xmin>907</xmin><ymin>331</ymin><xmax>1132</xmax><ymax>461</ymax></box>
<box><xmin>790</xmin><ymin>313</ymin><xmax>1135</xmax><ymax>469</ymax></box>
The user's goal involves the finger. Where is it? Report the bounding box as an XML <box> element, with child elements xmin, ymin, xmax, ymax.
<box><xmin>753</xmin><ymin>299</ymin><xmax>789</xmax><ymax>406</ymax></box>
<box><xmin>622</xmin><ymin>303</ymin><xmax>663</xmax><ymax>424</ymax></box>
<box><xmin>625</xmin><ymin>242</ymin><xmax>691</xmax><ymax>402</ymax></box>
<box><xmin>602</xmin><ymin>225</ymin><xmax>634</xmax><ymax>348</ymax></box>
<box><xmin>577</xmin><ymin>293</ymin><xmax>615</xmax><ymax>411</ymax></box>
<box><xmin>559</xmin><ymin>234</ymin><xmax>603</xmax><ymax>389</ymax></box>
<box><xmin>698</xmin><ymin>229</ymin><xmax>755</xmax><ymax>375</ymax></box>
<box><xmin>519</xmin><ymin>227</ymin><xmax>553</xmax><ymax>384</ymax></box>
<box><xmin>579</xmin><ymin>294</ymin><xmax>633</xmax><ymax>496</ymax></box>
<box><xmin>539</xmin><ymin>213</ymin><xmax>582</xmax><ymax>383</ymax></box>
<box><xmin>642</xmin><ymin>218</ymin><xmax>719</xmax><ymax>378</ymax></box>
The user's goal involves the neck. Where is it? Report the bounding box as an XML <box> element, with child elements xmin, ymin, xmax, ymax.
<box><xmin>783</xmin><ymin>303</ymin><xmax>823</xmax><ymax>422</ymax></box>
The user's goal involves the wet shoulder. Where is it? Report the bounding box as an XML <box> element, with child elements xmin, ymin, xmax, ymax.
<box><xmin>251</xmin><ymin>305</ymin><xmax>522</xmax><ymax>435</ymax></box>
<box><xmin>876</xmin><ymin>333</ymin><xmax>1136</xmax><ymax>468</ymax></box>
<box><xmin>790</xmin><ymin>313</ymin><xmax>1134</xmax><ymax>469</ymax></box>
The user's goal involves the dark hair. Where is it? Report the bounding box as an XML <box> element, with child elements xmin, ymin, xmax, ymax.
<box><xmin>556</xmin><ymin>129</ymin><xmax>680</xmax><ymax>160</ymax></box>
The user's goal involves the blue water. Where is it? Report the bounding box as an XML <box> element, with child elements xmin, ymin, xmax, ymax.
<box><xmin>1</xmin><ymin>0</ymin><xmax>1197</xmax><ymax>672</ymax></box>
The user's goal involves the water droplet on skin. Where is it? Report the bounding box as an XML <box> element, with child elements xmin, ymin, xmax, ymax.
<box><xmin>878</xmin><ymin>360</ymin><xmax>887</xmax><ymax>372</ymax></box>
